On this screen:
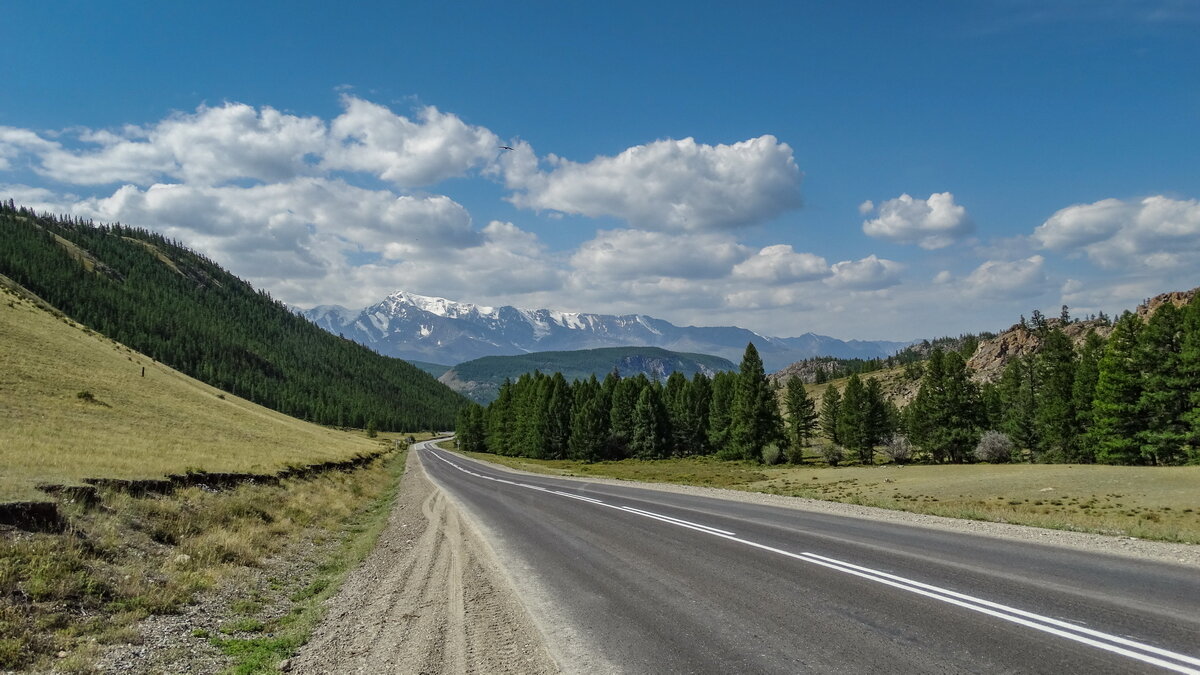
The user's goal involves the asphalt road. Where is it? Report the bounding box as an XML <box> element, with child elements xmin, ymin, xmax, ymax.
<box><xmin>418</xmin><ymin>443</ymin><xmax>1200</xmax><ymax>674</ymax></box>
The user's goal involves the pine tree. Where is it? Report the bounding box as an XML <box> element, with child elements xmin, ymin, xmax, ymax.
<box><xmin>1136</xmin><ymin>303</ymin><xmax>1189</xmax><ymax>464</ymax></box>
<box><xmin>728</xmin><ymin>343</ymin><xmax>783</xmax><ymax>462</ymax></box>
<box><xmin>1070</xmin><ymin>331</ymin><xmax>1104</xmax><ymax>462</ymax></box>
<box><xmin>1181</xmin><ymin>296</ymin><xmax>1200</xmax><ymax>461</ymax></box>
<box><xmin>838</xmin><ymin>374</ymin><xmax>871</xmax><ymax>464</ymax></box>
<box><xmin>783</xmin><ymin>376</ymin><xmax>818</xmax><ymax>457</ymax></box>
<box><xmin>998</xmin><ymin>356</ymin><xmax>1038</xmax><ymax>455</ymax></box>
<box><xmin>487</xmin><ymin>379</ymin><xmax>515</xmax><ymax>455</ymax></box>
<box><xmin>1091</xmin><ymin>312</ymin><xmax>1144</xmax><ymax>464</ymax></box>
<box><xmin>819</xmin><ymin>385</ymin><xmax>842</xmax><ymax>445</ymax></box>
<box><xmin>1034</xmin><ymin>328</ymin><xmax>1076</xmax><ymax>460</ymax></box>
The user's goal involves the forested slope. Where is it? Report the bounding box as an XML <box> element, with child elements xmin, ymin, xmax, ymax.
<box><xmin>0</xmin><ymin>203</ymin><xmax>465</xmax><ymax>431</ymax></box>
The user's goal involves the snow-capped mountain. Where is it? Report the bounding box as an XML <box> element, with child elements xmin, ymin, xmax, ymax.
<box><xmin>300</xmin><ymin>290</ymin><xmax>912</xmax><ymax>372</ymax></box>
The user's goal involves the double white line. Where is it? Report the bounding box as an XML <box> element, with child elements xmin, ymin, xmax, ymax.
<box><xmin>426</xmin><ymin>448</ymin><xmax>1200</xmax><ymax>674</ymax></box>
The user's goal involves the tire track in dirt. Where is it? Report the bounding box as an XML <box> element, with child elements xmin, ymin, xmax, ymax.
<box><xmin>292</xmin><ymin>446</ymin><xmax>558</xmax><ymax>674</ymax></box>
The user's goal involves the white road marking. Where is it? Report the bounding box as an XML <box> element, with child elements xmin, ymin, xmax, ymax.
<box><xmin>424</xmin><ymin>447</ymin><xmax>1200</xmax><ymax>674</ymax></box>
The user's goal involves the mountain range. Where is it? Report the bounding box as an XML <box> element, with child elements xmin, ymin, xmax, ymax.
<box><xmin>439</xmin><ymin>346</ymin><xmax>736</xmax><ymax>403</ymax></box>
<box><xmin>301</xmin><ymin>291</ymin><xmax>912</xmax><ymax>372</ymax></box>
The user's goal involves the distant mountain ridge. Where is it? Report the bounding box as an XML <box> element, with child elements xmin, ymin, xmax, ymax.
<box><xmin>439</xmin><ymin>346</ymin><xmax>736</xmax><ymax>403</ymax></box>
<box><xmin>301</xmin><ymin>290</ymin><xmax>912</xmax><ymax>372</ymax></box>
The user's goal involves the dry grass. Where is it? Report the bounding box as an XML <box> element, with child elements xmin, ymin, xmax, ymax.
<box><xmin>0</xmin><ymin>286</ymin><xmax>381</xmax><ymax>501</ymax></box>
<box><xmin>456</xmin><ymin>449</ymin><xmax>1200</xmax><ymax>543</ymax></box>
<box><xmin>0</xmin><ymin>448</ymin><xmax>407</xmax><ymax>671</ymax></box>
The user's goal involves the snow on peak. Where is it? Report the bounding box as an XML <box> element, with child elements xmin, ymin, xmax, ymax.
<box><xmin>385</xmin><ymin>290</ymin><xmax>496</xmax><ymax>318</ymax></box>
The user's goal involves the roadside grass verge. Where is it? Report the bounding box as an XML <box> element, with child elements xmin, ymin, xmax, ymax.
<box><xmin>208</xmin><ymin>446</ymin><xmax>410</xmax><ymax>674</ymax></box>
<box><xmin>453</xmin><ymin>448</ymin><xmax>1200</xmax><ymax>544</ymax></box>
<box><xmin>0</xmin><ymin>444</ymin><xmax>412</xmax><ymax>672</ymax></box>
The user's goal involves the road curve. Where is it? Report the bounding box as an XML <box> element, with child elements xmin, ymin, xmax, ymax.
<box><xmin>419</xmin><ymin>444</ymin><xmax>1200</xmax><ymax>674</ymax></box>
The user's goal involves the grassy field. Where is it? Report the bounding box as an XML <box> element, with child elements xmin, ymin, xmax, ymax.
<box><xmin>0</xmin><ymin>283</ymin><xmax>383</xmax><ymax>501</ymax></box>
<box><xmin>455</xmin><ymin>450</ymin><xmax>1200</xmax><ymax>543</ymax></box>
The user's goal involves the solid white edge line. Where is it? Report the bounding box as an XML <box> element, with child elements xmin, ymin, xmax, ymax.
<box><xmin>423</xmin><ymin>447</ymin><xmax>1200</xmax><ymax>674</ymax></box>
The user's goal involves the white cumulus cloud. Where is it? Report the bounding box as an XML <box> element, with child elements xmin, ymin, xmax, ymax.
<box><xmin>323</xmin><ymin>96</ymin><xmax>500</xmax><ymax>187</ymax></box>
<box><xmin>506</xmin><ymin>135</ymin><xmax>802</xmax><ymax>231</ymax></box>
<box><xmin>862</xmin><ymin>192</ymin><xmax>973</xmax><ymax>249</ymax></box>
<box><xmin>731</xmin><ymin>244</ymin><xmax>828</xmax><ymax>284</ymax></box>
<box><xmin>825</xmin><ymin>254</ymin><xmax>904</xmax><ymax>289</ymax></box>
<box><xmin>962</xmin><ymin>255</ymin><xmax>1047</xmax><ymax>299</ymax></box>
<box><xmin>1032</xmin><ymin>195</ymin><xmax>1200</xmax><ymax>270</ymax></box>
<box><xmin>570</xmin><ymin>229</ymin><xmax>747</xmax><ymax>281</ymax></box>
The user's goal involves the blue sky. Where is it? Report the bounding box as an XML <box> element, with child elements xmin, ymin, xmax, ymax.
<box><xmin>2</xmin><ymin>0</ymin><xmax>1198</xmax><ymax>340</ymax></box>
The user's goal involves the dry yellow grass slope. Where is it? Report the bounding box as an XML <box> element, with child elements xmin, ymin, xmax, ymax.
<box><xmin>0</xmin><ymin>282</ymin><xmax>378</xmax><ymax>502</ymax></box>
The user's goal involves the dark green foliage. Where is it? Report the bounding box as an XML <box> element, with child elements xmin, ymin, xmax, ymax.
<box><xmin>1091</xmin><ymin>313</ymin><xmax>1145</xmax><ymax>464</ymax></box>
<box><xmin>630</xmin><ymin>385</ymin><xmax>669</xmax><ymax>459</ymax></box>
<box><xmin>908</xmin><ymin>349</ymin><xmax>982</xmax><ymax>463</ymax></box>
<box><xmin>568</xmin><ymin>393</ymin><xmax>608</xmax><ymax>462</ymax></box>
<box><xmin>1135</xmin><ymin>303</ymin><xmax>1189</xmax><ymax>465</ymax></box>
<box><xmin>728</xmin><ymin>343</ymin><xmax>783</xmax><ymax>462</ymax></box>
<box><xmin>997</xmin><ymin>356</ymin><xmax>1039</xmax><ymax>455</ymax></box>
<box><xmin>819</xmin><ymin>385</ymin><xmax>842</xmax><ymax>446</ymax></box>
<box><xmin>1182</xmin><ymin>297</ymin><xmax>1200</xmax><ymax>461</ymax></box>
<box><xmin>1070</xmin><ymin>332</ymin><xmax>1104</xmax><ymax>462</ymax></box>
<box><xmin>455</xmin><ymin>404</ymin><xmax>487</xmax><ymax>453</ymax></box>
<box><xmin>707</xmin><ymin>371</ymin><xmax>737</xmax><ymax>452</ymax></box>
<box><xmin>0</xmin><ymin>205</ymin><xmax>464</xmax><ymax>431</ymax></box>
<box><xmin>837</xmin><ymin>374</ymin><xmax>871</xmax><ymax>463</ymax></box>
<box><xmin>1034</xmin><ymin>328</ymin><xmax>1076</xmax><ymax>460</ymax></box>
<box><xmin>783</xmin><ymin>376</ymin><xmax>817</xmax><ymax>457</ymax></box>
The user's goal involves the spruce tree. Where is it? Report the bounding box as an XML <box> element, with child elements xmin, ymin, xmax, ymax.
<box><xmin>783</xmin><ymin>376</ymin><xmax>818</xmax><ymax>458</ymax></box>
<box><xmin>1091</xmin><ymin>312</ymin><xmax>1144</xmax><ymax>464</ymax></box>
<box><xmin>728</xmin><ymin>343</ymin><xmax>783</xmax><ymax>462</ymax></box>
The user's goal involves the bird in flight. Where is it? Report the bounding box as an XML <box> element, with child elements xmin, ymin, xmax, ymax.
<box><xmin>499</xmin><ymin>146</ymin><xmax>514</xmax><ymax>151</ymax></box>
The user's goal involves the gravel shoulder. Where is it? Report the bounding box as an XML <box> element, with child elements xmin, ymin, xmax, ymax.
<box><xmin>449</xmin><ymin>449</ymin><xmax>1200</xmax><ymax>570</ymax></box>
<box><xmin>291</xmin><ymin>447</ymin><xmax>558</xmax><ymax>675</ymax></box>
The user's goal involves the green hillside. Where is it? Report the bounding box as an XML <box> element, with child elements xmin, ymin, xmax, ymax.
<box><xmin>441</xmin><ymin>346</ymin><xmax>734</xmax><ymax>403</ymax></box>
<box><xmin>0</xmin><ymin>204</ymin><xmax>465</xmax><ymax>431</ymax></box>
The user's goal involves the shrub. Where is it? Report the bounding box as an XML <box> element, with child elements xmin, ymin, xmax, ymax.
<box><xmin>882</xmin><ymin>434</ymin><xmax>913</xmax><ymax>464</ymax></box>
<box><xmin>76</xmin><ymin>390</ymin><xmax>95</xmax><ymax>402</ymax></box>
<box><xmin>761</xmin><ymin>443</ymin><xmax>783</xmax><ymax>465</ymax></box>
<box><xmin>785</xmin><ymin>444</ymin><xmax>806</xmax><ymax>464</ymax></box>
<box><xmin>819</xmin><ymin>443</ymin><xmax>845</xmax><ymax>467</ymax></box>
<box><xmin>975</xmin><ymin>430</ymin><xmax>1014</xmax><ymax>463</ymax></box>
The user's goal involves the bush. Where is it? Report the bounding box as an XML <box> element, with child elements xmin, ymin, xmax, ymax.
<box><xmin>882</xmin><ymin>434</ymin><xmax>913</xmax><ymax>464</ymax></box>
<box><xmin>761</xmin><ymin>444</ymin><xmax>783</xmax><ymax>465</ymax></box>
<box><xmin>819</xmin><ymin>443</ymin><xmax>845</xmax><ymax>467</ymax></box>
<box><xmin>785</xmin><ymin>444</ymin><xmax>806</xmax><ymax>464</ymax></box>
<box><xmin>975</xmin><ymin>430</ymin><xmax>1014</xmax><ymax>463</ymax></box>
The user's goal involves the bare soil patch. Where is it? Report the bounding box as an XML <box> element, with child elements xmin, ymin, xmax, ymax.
<box><xmin>292</xmin><ymin>449</ymin><xmax>557</xmax><ymax>674</ymax></box>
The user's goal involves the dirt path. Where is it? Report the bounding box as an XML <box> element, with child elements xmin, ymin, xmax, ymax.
<box><xmin>292</xmin><ymin>448</ymin><xmax>558</xmax><ymax>674</ymax></box>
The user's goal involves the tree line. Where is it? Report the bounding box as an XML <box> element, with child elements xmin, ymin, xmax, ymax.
<box><xmin>0</xmin><ymin>203</ymin><xmax>466</xmax><ymax>431</ymax></box>
<box><xmin>460</xmin><ymin>297</ymin><xmax>1200</xmax><ymax>466</ymax></box>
